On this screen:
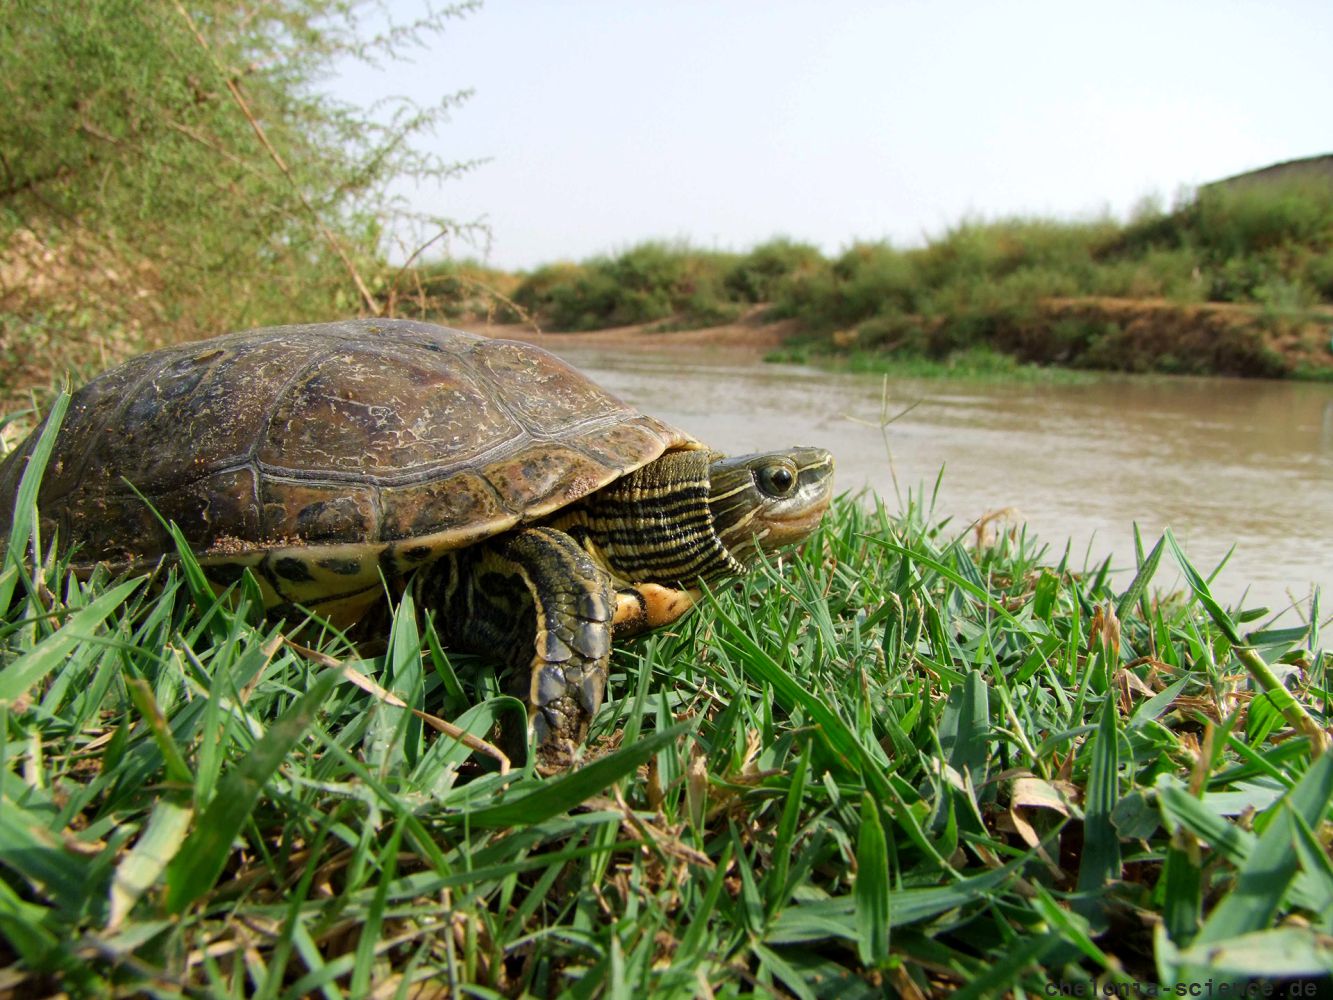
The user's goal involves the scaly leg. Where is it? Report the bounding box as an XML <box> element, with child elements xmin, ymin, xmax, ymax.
<box><xmin>418</xmin><ymin>526</ymin><xmax>615</xmax><ymax>755</ymax></box>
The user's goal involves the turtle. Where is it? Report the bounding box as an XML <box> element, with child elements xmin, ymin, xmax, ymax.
<box><xmin>0</xmin><ymin>318</ymin><xmax>834</xmax><ymax>755</ymax></box>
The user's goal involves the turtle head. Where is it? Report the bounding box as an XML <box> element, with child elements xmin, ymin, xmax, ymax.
<box><xmin>707</xmin><ymin>447</ymin><xmax>834</xmax><ymax>566</ymax></box>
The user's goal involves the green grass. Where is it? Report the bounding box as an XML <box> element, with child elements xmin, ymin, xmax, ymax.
<box><xmin>2</xmin><ymin>451</ymin><xmax>1331</xmax><ymax>993</ymax></box>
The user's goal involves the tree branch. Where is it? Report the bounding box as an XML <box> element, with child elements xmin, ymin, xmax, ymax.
<box><xmin>170</xmin><ymin>0</ymin><xmax>381</xmax><ymax>316</ymax></box>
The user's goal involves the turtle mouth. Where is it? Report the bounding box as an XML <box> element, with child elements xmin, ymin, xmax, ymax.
<box><xmin>761</xmin><ymin>493</ymin><xmax>831</xmax><ymax>546</ymax></box>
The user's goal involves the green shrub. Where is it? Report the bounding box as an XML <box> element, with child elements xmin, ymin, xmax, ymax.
<box><xmin>923</xmin><ymin>265</ymin><xmax>1081</xmax><ymax>318</ymax></box>
<box><xmin>853</xmin><ymin>313</ymin><xmax>930</xmax><ymax>352</ymax></box>
<box><xmin>1205</xmin><ymin>249</ymin><xmax>1296</xmax><ymax>303</ymax></box>
<box><xmin>768</xmin><ymin>262</ymin><xmax>837</xmax><ymax>323</ymax></box>
<box><xmin>771</xmin><ymin>242</ymin><xmax>917</xmax><ymax>329</ymax></box>
<box><xmin>723</xmin><ymin>238</ymin><xmax>825</xmax><ymax>302</ymax></box>
<box><xmin>555</xmin><ymin>266</ymin><xmax>654</xmax><ymax>330</ymax></box>
<box><xmin>1187</xmin><ymin>180</ymin><xmax>1333</xmax><ymax>260</ymax></box>
<box><xmin>834</xmin><ymin>243</ymin><xmax>920</xmax><ymax>319</ymax></box>
<box><xmin>914</xmin><ymin>217</ymin><xmax>1113</xmax><ymax>288</ymax></box>
<box><xmin>1095</xmin><ymin>195</ymin><xmax>1185</xmax><ymax>260</ymax></box>
<box><xmin>513</xmin><ymin>243</ymin><xmax>743</xmax><ymax>330</ymax></box>
<box><xmin>1303</xmin><ymin>248</ymin><xmax>1333</xmax><ymax>299</ymax></box>
<box><xmin>1090</xmin><ymin>247</ymin><xmax>1203</xmax><ymax>300</ymax></box>
<box><xmin>513</xmin><ymin>261</ymin><xmax>587</xmax><ymax>312</ymax></box>
<box><xmin>391</xmin><ymin>258</ymin><xmax>524</xmax><ymax>321</ymax></box>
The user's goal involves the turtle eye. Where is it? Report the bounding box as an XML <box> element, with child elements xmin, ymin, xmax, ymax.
<box><xmin>757</xmin><ymin>462</ymin><xmax>797</xmax><ymax>497</ymax></box>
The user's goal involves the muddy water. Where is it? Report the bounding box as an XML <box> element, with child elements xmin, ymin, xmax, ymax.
<box><xmin>545</xmin><ymin>344</ymin><xmax>1333</xmax><ymax>616</ymax></box>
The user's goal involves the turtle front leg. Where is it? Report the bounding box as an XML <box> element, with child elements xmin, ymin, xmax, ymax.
<box><xmin>418</xmin><ymin>526</ymin><xmax>615</xmax><ymax>755</ymax></box>
<box><xmin>612</xmin><ymin>583</ymin><xmax>701</xmax><ymax>637</ymax></box>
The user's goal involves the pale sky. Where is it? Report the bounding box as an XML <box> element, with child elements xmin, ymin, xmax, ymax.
<box><xmin>330</xmin><ymin>1</ymin><xmax>1333</xmax><ymax>271</ymax></box>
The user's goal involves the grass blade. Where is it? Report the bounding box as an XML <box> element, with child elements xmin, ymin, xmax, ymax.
<box><xmin>450</xmin><ymin>721</ymin><xmax>693</xmax><ymax>829</ymax></box>
<box><xmin>1115</xmin><ymin>533</ymin><xmax>1164</xmax><ymax>620</ymax></box>
<box><xmin>0</xmin><ymin>577</ymin><xmax>143</xmax><ymax>704</ymax></box>
<box><xmin>1160</xmin><ymin>844</ymin><xmax>1202</xmax><ymax>947</ymax></box>
<box><xmin>765</xmin><ymin>743</ymin><xmax>811</xmax><ymax>915</ymax></box>
<box><xmin>124</xmin><ymin>678</ymin><xmax>195</xmax><ymax>788</ymax></box>
<box><xmin>164</xmin><ymin>669</ymin><xmax>341</xmax><ymax>913</ymax></box>
<box><xmin>939</xmin><ymin>669</ymin><xmax>989</xmax><ymax>787</ymax></box>
<box><xmin>712</xmin><ymin>610</ymin><xmax>863</xmax><ymax>768</ymax></box>
<box><xmin>108</xmin><ymin>797</ymin><xmax>194</xmax><ymax>930</ymax></box>
<box><xmin>854</xmin><ymin>792</ymin><xmax>890</xmax><ymax>968</ymax></box>
<box><xmin>1196</xmin><ymin>753</ymin><xmax>1333</xmax><ymax>943</ymax></box>
<box><xmin>0</xmin><ymin>795</ymin><xmax>95</xmax><ymax>919</ymax></box>
<box><xmin>0</xmin><ymin>391</ymin><xmax>69</xmax><ymax>612</ymax></box>
<box><xmin>1165</xmin><ymin>529</ymin><xmax>1326</xmax><ymax>753</ymax></box>
<box><xmin>0</xmin><ymin>877</ymin><xmax>65</xmax><ymax>973</ymax></box>
<box><xmin>349</xmin><ymin>817</ymin><xmax>405</xmax><ymax>997</ymax></box>
<box><xmin>1176</xmin><ymin>927</ymin><xmax>1333</xmax><ymax>978</ymax></box>
<box><xmin>949</xmin><ymin>932</ymin><xmax>1054</xmax><ymax>1000</ymax></box>
<box><xmin>1288</xmin><ymin>808</ymin><xmax>1333</xmax><ymax>933</ymax></box>
<box><xmin>1075</xmin><ymin>696</ymin><xmax>1122</xmax><ymax>927</ymax></box>
<box><xmin>766</xmin><ymin>865</ymin><xmax>1018</xmax><ymax>944</ymax></box>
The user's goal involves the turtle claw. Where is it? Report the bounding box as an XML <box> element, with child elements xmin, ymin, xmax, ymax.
<box><xmin>534</xmin><ymin>664</ymin><xmax>568</xmax><ymax>707</ymax></box>
<box><xmin>532</xmin><ymin>660</ymin><xmax>606</xmax><ymax>728</ymax></box>
<box><xmin>573</xmin><ymin>620</ymin><xmax>611</xmax><ymax>659</ymax></box>
<box><xmin>522</xmin><ymin>709</ymin><xmax>578</xmax><ymax>775</ymax></box>
<box><xmin>577</xmin><ymin>669</ymin><xmax>606</xmax><ymax>715</ymax></box>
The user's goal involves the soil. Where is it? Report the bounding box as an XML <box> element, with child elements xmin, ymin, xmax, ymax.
<box><xmin>457</xmin><ymin>306</ymin><xmax>801</xmax><ymax>355</ymax></box>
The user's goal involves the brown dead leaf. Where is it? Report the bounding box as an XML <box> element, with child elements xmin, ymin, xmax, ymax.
<box><xmin>1006</xmin><ymin>774</ymin><xmax>1078</xmax><ymax>877</ymax></box>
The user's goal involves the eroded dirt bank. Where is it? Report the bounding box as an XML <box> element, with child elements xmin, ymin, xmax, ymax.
<box><xmin>461</xmin><ymin>297</ymin><xmax>1333</xmax><ymax>378</ymax></box>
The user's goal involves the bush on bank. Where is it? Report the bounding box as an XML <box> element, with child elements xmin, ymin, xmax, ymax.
<box><xmin>498</xmin><ymin>183</ymin><xmax>1333</xmax><ymax>377</ymax></box>
<box><xmin>0</xmin><ymin>0</ymin><xmax>478</xmax><ymax>403</ymax></box>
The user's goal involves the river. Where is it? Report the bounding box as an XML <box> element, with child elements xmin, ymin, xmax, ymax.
<box><xmin>539</xmin><ymin>343</ymin><xmax>1333</xmax><ymax>619</ymax></box>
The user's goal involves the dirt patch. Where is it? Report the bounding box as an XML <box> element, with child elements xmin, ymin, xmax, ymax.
<box><xmin>456</xmin><ymin>306</ymin><xmax>802</xmax><ymax>355</ymax></box>
<box><xmin>0</xmin><ymin>228</ymin><xmax>166</xmax><ymax>406</ymax></box>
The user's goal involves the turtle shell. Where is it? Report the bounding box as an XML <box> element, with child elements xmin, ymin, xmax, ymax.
<box><xmin>0</xmin><ymin>319</ymin><xmax>697</xmax><ymax>615</ymax></box>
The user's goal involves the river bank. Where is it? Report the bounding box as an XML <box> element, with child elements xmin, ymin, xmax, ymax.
<box><xmin>460</xmin><ymin>294</ymin><xmax>1333</xmax><ymax>380</ymax></box>
<box><xmin>803</xmin><ymin>295</ymin><xmax>1333</xmax><ymax>378</ymax></box>
<box><xmin>430</xmin><ymin>178</ymin><xmax>1333</xmax><ymax>380</ymax></box>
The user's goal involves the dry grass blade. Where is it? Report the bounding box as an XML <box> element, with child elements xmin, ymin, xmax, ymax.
<box><xmin>284</xmin><ymin>637</ymin><xmax>511</xmax><ymax>774</ymax></box>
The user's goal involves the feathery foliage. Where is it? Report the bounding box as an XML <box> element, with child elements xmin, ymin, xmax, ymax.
<box><xmin>0</xmin><ymin>0</ymin><xmax>480</xmax><ymax>399</ymax></box>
